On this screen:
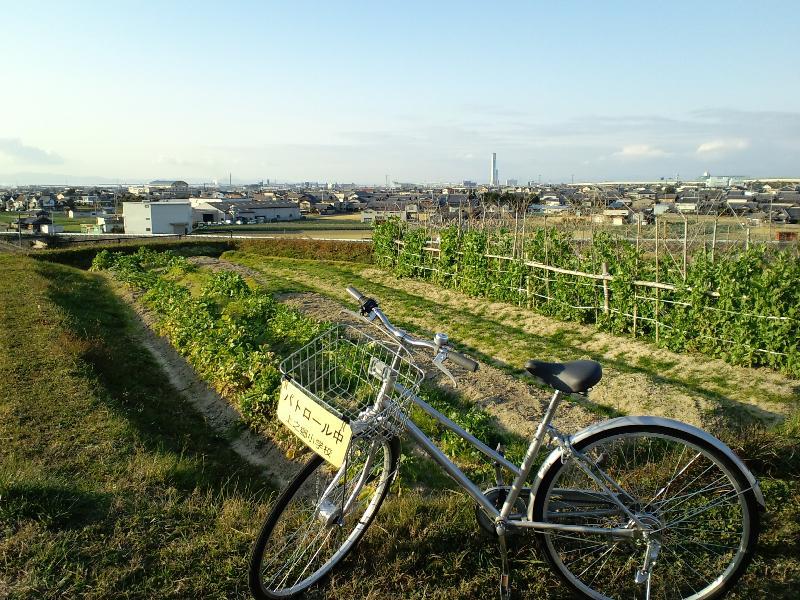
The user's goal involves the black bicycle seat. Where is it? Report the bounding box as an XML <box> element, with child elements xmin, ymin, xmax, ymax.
<box><xmin>524</xmin><ymin>359</ymin><xmax>602</xmax><ymax>394</ymax></box>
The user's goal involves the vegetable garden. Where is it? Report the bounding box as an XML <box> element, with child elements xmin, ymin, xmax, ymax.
<box><xmin>90</xmin><ymin>247</ymin><xmax>529</xmax><ymax>479</ymax></box>
<box><xmin>91</xmin><ymin>248</ymin><xmax>326</xmax><ymax>436</ymax></box>
<box><xmin>374</xmin><ymin>221</ymin><xmax>800</xmax><ymax>376</ymax></box>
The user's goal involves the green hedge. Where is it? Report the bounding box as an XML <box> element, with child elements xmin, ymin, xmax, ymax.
<box><xmin>35</xmin><ymin>239</ymin><xmax>234</xmax><ymax>269</ymax></box>
<box><xmin>375</xmin><ymin>222</ymin><xmax>800</xmax><ymax>376</ymax></box>
<box><xmin>233</xmin><ymin>238</ymin><xmax>373</xmax><ymax>263</ymax></box>
<box><xmin>35</xmin><ymin>237</ymin><xmax>373</xmax><ymax>269</ymax></box>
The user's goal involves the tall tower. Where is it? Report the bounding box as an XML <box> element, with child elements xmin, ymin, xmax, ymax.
<box><xmin>490</xmin><ymin>153</ymin><xmax>498</xmax><ymax>186</ymax></box>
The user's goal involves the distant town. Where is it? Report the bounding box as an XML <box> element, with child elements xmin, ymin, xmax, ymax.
<box><xmin>2</xmin><ymin>165</ymin><xmax>800</xmax><ymax>242</ymax></box>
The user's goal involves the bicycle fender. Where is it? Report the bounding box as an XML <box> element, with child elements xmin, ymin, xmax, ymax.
<box><xmin>527</xmin><ymin>416</ymin><xmax>765</xmax><ymax>520</ymax></box>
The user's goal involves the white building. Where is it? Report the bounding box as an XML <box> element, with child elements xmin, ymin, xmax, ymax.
<box><xmin>490</xmin><ymin>153</ymin><xmax>498</xmax><ymax>186</ymax></box>
<box><xmin>123</xmin><ymin>201</ymin><xmax>193</xmax><ymax>235</ymax></box>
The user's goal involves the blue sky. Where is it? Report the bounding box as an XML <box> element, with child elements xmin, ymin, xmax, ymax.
<box><xmin>1</xmin><ymin>1</ymin><xmax>798</xmax><ymax>184</ymax></box>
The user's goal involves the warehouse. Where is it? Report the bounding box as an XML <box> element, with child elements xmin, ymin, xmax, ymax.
<box><xmin>194</xmin><ymin>200</ymin><xmax>300</xmax><ymax>223</ymax></box>
<box><xmin>123</xmin><ymin>201</ymin><xmax>193</xmax><ymax>235</ymax></box>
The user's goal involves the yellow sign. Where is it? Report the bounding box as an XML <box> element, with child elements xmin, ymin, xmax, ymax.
<box><xmin>277</xmin><ymin>379</ymin><xmax>352</xmax><ymax>467</ymax></box>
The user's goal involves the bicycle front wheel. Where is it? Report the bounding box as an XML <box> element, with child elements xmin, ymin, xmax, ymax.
<box><xmin>531</xmin><ymin>425</ymin><xmax>760</xmax><ymax>600</ymax></box>
<box><xmin>249</xmin><ymin>436</ymin><xmax>399</xmax><ymax>599</ymax></box>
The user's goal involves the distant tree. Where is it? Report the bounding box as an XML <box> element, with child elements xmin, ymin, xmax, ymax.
<box><xmin>664</xmin><ymin>185</ymin><xmax>676</xmax><ymax>194</ymax></box>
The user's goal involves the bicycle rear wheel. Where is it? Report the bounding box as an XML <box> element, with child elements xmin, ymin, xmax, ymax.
<box><xmin>531</xmin><ymin>425</ymin><xmax>760</xmax><ymax>599</ymax></box>
<box><xmin>249</xmin><ymin>436</ymin><xmax>399</xmax><ymax>599</ymax></box>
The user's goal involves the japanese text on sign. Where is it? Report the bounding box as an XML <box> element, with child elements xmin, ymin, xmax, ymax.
<box><xmin>276</xmin><ymin>379</ymin><xmax>352</xmax><ymax>467</ymax></box>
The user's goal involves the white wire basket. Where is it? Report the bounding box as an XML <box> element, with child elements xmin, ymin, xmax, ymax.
<box><xmin>279</xmin><ymin>324</ymin><xmax>424</xmax><ymax>439</ymax></box>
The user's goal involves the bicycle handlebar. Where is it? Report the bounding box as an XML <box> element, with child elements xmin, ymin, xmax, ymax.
<box><xmin>345</xmin><ymin>285</ymin><xmax>479</xmax><ymax>373</ymax></box>
<box><xmin>447</xmin><ymin>350</ymin><xmax>479</xmax><ymax>372</ymax></box>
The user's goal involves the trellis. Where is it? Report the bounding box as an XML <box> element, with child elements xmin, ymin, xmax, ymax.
<box><xmin>373</xmin><ymin>221</ymin><xmax>800</xmax><ymax>375</ymax></box>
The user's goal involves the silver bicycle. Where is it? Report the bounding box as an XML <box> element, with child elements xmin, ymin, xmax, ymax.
<box><xmin>249</xmin><ymin>286</ymin><xmax>764</xmax><ymax>600</ymax></box>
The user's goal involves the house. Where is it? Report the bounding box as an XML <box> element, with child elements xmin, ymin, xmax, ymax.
<box><xmin>361</xmin><ymin>200</ymin><xmax>410</xmax><ymax>223</ymax></box>
<box><xmin>68</xmin><ymin>208</ymin><xmax>105</xmax><ymax>218</ymax></box>
<box><xmin>79</xmin><ymin>195</ymin><xmax>99</xmax><ymax>206</ymax></box>
<box><xmin>123</xmin><ymin>201</ymin><xmax>193</xmax><ymax>235</ymax></box>
<box><xmin>149</xmin><ymin>180</ymin><xmax>190</xmax><ymax>199</ymax></box>
<box><xmin>12</xmin><ymin>211</ymin><xmax>53</xmax><ymax>233</ymax></box>
<box><xmin>97</xmin><ymin>215</ymin><xmax>123</xmax><ymax>233</ymax></box>
<box><xmin>191</xmin><ymin>201</ymin><xmax>227</xmax><ymax>224</ymax></box>
<box><xmin>594</xmin><ymin>208</ymin><xmax>629</xmax><ymax>226</ymax></box>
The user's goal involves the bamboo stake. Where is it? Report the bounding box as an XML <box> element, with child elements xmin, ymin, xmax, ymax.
<box><xmin>544</xmin><ymin>215</ymin><xmax>551</xmax><ymax>302</ymax></box>
<box><xmin>655</xmin><ymin>216</ymin><xmax>660</xmax><ymax>344</ymax></box>
<box><xmin>711</xmin><ymin>219</ymin><xmax>717</xmax><ymax>262</ymax></box>
<box><xmin>602</xmin><ymin>262</ymin><xmax>610</xmax><ymax>314</ymax></box>
<box><xmin>682</xmin><ymin>217</ymin><xmax>688</xmax><ymax>282</ymax></box>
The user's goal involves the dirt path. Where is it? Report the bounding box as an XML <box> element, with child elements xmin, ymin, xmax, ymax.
<box><xmin>109</xmin><ymin>278</ymin><xmax>298</xmax><ymax>488</ymax></box>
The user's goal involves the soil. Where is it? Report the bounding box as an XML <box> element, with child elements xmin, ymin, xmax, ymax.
<box><xmin>109</xmin><ymin>278</ymin><xmax>298</xmax><ymax>488</ymax></box>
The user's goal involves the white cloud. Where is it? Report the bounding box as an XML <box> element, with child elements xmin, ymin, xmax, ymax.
<box><xmin>0</xmin><ymin>138</ymin><xmax>63</xmax><ymax>165</ymax></box>
<box><xmin>612</xmin><ymin>144</ymin><xmax>670</xmax><ymax>159</ymax></box>
<box><xmin>696</xmin><ymin>139</ymin><xmax>749</xmax><ymax>155</ymax></box>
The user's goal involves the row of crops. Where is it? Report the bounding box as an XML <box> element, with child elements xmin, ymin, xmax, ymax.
<box><xmin>373</xmin><ymin>221</ymin><xmax>800</xmax><ymax>375</ymax></box>
<box><xmin>91</xmin><ymin>248</ymin><xmax>327</xmax><ymax>431</ymax></box>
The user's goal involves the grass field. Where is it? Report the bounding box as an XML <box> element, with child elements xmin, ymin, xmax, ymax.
<box><xmin>2</xmin><ymin>248</ymin><xmax>799</xmax><ymax>598</ymax></box>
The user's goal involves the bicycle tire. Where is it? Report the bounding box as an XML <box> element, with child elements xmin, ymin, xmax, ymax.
<box><xmin>531</xmin><ymin>424</ymin><xmax>760</xmax><ymax>600</ymax></box>
<box><xmin>249</xmin><ymin>436</ymin><xmax>400</xmax><ymax>599</ymax></box>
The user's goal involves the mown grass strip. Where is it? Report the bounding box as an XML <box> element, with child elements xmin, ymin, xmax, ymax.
<box><xmin>0</xmin><ymin>255</ymin><xmax>274</xmax><ymax>598</ymax></box>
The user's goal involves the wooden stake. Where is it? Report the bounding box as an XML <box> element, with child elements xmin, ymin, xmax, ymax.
<box><xmin>602</xmin><ymin>262</ymin><xmax>610</xmax><ymax>314</ymax></box>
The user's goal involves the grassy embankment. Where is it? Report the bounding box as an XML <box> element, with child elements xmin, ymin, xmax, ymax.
<box><xmin>0</xmin><ymin>250</ymin><xmax>562</xmax><ymax>598</ymax></box>
<box><xmin>3</xmin><ymin>244</ymin><xmax>799</xmax><ymax>598</ymax></box>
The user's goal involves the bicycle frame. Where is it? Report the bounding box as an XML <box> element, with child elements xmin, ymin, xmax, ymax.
<box><xmin>397</xmin><ymin>382</ymin><xmax>639</xmax><ymax>540</ymax></box>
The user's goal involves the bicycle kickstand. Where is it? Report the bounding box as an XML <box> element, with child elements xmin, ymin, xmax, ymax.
<box><xmin>496</xmin><ymin>524</ymin><xmax>511</xmax><ymax>600</ymax></box>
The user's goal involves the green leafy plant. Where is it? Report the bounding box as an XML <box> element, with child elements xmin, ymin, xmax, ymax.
<box><xmin>373</xmin><ymin>222</ymin><xmax>800</xmax><ymax>376</ymax></box>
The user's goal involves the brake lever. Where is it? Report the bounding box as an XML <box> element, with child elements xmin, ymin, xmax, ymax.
<box><xmin>339</xmin><ymin>308</ymin><xmax>371</xmax><ymax>322</ymax></box>
<box><xmin>433</xmin><ymin>349</ymin><xmax>458</xmax><ymax>388</ymax></box>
